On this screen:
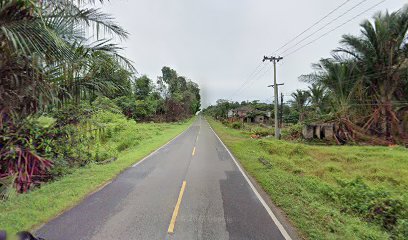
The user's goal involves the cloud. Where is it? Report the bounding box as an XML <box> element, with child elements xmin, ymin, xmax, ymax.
<box><xmin>101</xmin><ymin>0</ymin><xmax>403</xmax><ymax>106</ymax></box>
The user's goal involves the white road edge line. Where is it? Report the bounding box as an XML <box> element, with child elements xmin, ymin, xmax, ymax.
<box><xmin>132</xmin><ymin>125</ymin><xmax>191</xmax><ymax>168</ymax></box>
<box><xmin>208</xmin><ymin>124</ymin><xmax>293</xmax><ymax>240</ymax></box>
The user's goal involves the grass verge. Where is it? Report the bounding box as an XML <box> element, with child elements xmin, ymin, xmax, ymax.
<box><xmin>0</xmin><ymin>118</ymin><xmax>193</xmax><ymax>234</ymax></box>
<box><xmin>208</xmin><ymin>118</ymin><xmax>408</xmax><ymax>240</ymax></box>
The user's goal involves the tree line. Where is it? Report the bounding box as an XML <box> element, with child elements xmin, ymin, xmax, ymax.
<box><xmin>121</xmin><ymin>67</ymin><xmax>201</xmax><ymax>122</ymax></box>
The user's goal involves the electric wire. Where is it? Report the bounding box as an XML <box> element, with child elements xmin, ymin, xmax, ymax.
<box><xmin>283</xmin><ymin>0</ymin><xmax>387</xmax><ymax>57</ymax></box>
<box><xmin>279</xmin><ymin>0</ymin><xmax>372</xmax><ymax>55</ymax></box>
<box><xmin>273</xmin><ymin>0</ymin><xmax>354</xmax><ymax>55</ymax></box>
<box><xmin>227</xmin><ymin>62</ymin><xmax>270</xmax><ymax>101</ymax></box>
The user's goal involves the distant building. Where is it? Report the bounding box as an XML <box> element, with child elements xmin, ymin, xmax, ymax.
<box><xmin>254</xmin><ymin>115</ymin><xmax>265</xmax><ymax>123</ymax></box>
<box><xmin>302</xmin><ymin>123</ymin><xmax>335</xmax><ymax>140</ymax></box>
<box><xmin>228</xmin><ymin>106</ymin><xmax>271</xmax><ymax>124</ymax></box>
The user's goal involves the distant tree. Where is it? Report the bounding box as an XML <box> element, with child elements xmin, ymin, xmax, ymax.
<box><xmin>308</xmin><ymin>83</ymin><xmax>327</xmax><ymax>114</ymax></box>
<box><xmin>291</xmin><ymin>90</ymin><xmax>311</xmax><ymax>122</ymax></box>
<box><xmin>185</xmin><ymin>81</ymin><xmax>201</xmax><ymax>114</ymax></box>
<box><xmin>135</xmin><ymin>75</ymin><xmax>153</xmax><ymax>100</ymax></box>
<box><xmin>301</xmin><ymin>59</ymin><xmax>360</xmax><ymax>120</ymax></box>
<box><xmin>156</xmin><ymin>66</ymin><xmax>201</xmax><ymax>121</ymax></box>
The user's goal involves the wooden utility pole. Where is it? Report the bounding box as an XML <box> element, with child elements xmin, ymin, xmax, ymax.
<box><xmin>264</xmin><ymin>56</ymin><xmax>283</xmax><ymax>139</ymax></box>
<box><xmin>280</xmin><ymin>93</ymin><xmax>284</xmax><ymax>133</ymax></box>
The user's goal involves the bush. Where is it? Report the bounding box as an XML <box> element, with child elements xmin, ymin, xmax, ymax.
<box><xmin>0</xmin><ymin>117</ymin><xmax>75</xmax><ymax>192</ymax></box>
<box><xmin>251</xmin><ymin>127</ymin><xmax>273</xmax><ymax>137</ymax></box>
<box><xmin>282</xmin><ymin>124</ymin><xmax>303</xmax><ymax>139</ymax></box>
<box><xmin>395</xmin><ymin>220</ymin><xmax>408</xmax><ymax>239</ymax></box>
<box><xmin>51</xmin><ymin>103</ymin><xmax>93</xmax><ymax>126</ymax></box>
<box><xmin>88</xmin><ymin>110</ymin><xmax>148</xmax><ymax>161</ymax></box>
<box><xmin>114</xmin><ymin>96</ymin><xmax>137</xmax><ymax>119</ymax></box>
<box><xmin>231</xmin><ymin>122</ymin><xmax>242</xmax><ymax>129</ymax></box>
<box><xmin>92</xmin><ymin>96</ymin><xmax>122</xmax><ymax>114</ymax></box>
<box><xmin>336</xmin><ymin>178</ymin><xmax>407</xmax><ymax>235</ymax></box>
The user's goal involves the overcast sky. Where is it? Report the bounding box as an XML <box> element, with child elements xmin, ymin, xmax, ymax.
<box><xmin>100</xmin><ymin>0</ymin><xmax>403</xmax><ymax>107</ymax></box>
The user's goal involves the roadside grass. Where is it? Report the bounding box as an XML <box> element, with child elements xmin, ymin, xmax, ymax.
<box><xmin>0</xmin><ymin>118</ymin><xmax>193</xmax><ymax>234</ymax></box>
<box><xmin>208</xmin><ymin>118</ymin><xmax>408</xmax><ymax>240</ymax></box>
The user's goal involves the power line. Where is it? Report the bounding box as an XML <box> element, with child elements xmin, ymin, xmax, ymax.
<box><xmin>284</xmin><ymin>0</ymin><xmax>387</xmax><ymax>57</ymax></box>
<box><xmin>299</xmin><ymin>60</ymin><xmax>404</xmax><ymax>88</ymax></box>
<box><xmin>279</xmin><ymin>0</ymin><xmax>372</xmax><ymax>55</ymax></box>
<box><xmin>228</xmin><ymin>63</ymin><xmax>272</xmax><ymax>101</ymax></box>
<box><xmin>229</xmin><ymin>64</ymin><xmax>269</xmax><ymax>100</ymax></box>
<box><xmin>246</xmin><ymin>62</ymin><xmax>267</xmax><ymax>80</ymax></box>
<box><xmin>273</xmin><ymin>0</ymin><xmax>354</xmax><ymax>55</ymax></box>
<box><xmin>227</xmin><ymin>62</ymin><xmax>268</xmax><ymax>100</ymax></box>
<box><xmin>231</xmin><ymin>1</ymin><xmax>359</xmax><ymax>103</ymax></box>
<box><xmin>241</xmin><ymin>65</ymin><xmax>273</xmax><ymax>91</ymax></box>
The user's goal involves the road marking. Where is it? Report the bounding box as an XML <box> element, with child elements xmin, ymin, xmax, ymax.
<box><xmin>208</xmin><ymin>124</ymin><xmax>293</xmax><ymax>240</ymax></box>
<box><xmin>132</xmin><ymin>126</ymin><xmax>190</xmax><ymax>168</ymax></box>
<box><xmin>168</xmin><ymin>181</ymin><xmax>187</xmax><ymax>234</ymax></box>
<box><xmin>192</xmin><ymin>147</ymin><xmax>196</xmax><ymax>156</ymax></box>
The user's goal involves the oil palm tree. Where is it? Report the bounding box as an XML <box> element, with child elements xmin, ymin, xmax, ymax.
<box><xmin>335</xmin><ymin>6</ymin><xmax>408</xmax><ymax>139</ymax></box>
<box><xmin>308</xmin><ymin>83</ymin><xmax>327</xmax><ymax>114</ymax></box>
<box><xmin>0</xmin><ymin>0</ymin><xmax>134</xmax><ymax>192</ymax></box>
<box><xmin>0</xmin><ymin>0</ymin><xmax>131</xmax><ymax>119</ymax></box>
<box><xmin>301</xmin><ymin>58</ymin><xmax>364</xmax><ymax>120</ymax></box>
<box><xmin>291</xmin><ymin>89</ymin><xmax>311</xmax><ymax>122</ymax></box>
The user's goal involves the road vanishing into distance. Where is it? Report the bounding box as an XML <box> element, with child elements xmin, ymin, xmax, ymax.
<box><xmin>38</xmin><ymin>117</ymin><xmax>292</xmax><ymax>240</ymax></box>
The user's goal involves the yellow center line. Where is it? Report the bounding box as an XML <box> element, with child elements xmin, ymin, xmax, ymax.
<box><xmin>192</xmin><ymin>147</ymin><xmax>196</xmax><ymax>156</ymax></box>
<box><xmin>168</xmin><ymin>181</ymin><xmax>187</xmax><ymax>234</ymax></box>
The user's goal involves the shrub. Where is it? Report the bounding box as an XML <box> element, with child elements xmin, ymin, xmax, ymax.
<box><xmin>231</xmin><ymin>122</ymin><xmax>242</xmax><ymax>129</ymax></box>
<box><xmin>251</xmin><ymin>127</ymin><xmax>273</xmax><ymax>137</ymax></box>
<box><xmin>92</xmin><ymin>96</ymin><xmax>122</xmax><ymax>114</ymax></box>
<box><xmin>51</xmin><ymin>103</ymin><xmax>93</xmax><ymax>126</ymax></box>
<box><xmin>394</xmin><ymin>219</ymin><xmax>408</xmax><ymax>239</ymax></box>
<box><xmin>0</xmin><ymin>118</ymin><xmax>55</xmax><ymax>193</ymax></box>
<box><xmin>114</xmin><ymin>96</ymin><xmax>139</xmax><ymax>119</ymax></box>
<box><xmin>283</xmin><ymin>124</ymin><xmax>303</xmax><ymax>139</ymax></box>
<box><xmin>336</xmin><ymin>178</ymin><xmax>407</xmax><ymax>234</ymax></box>
<box><xmin>87</xmin><ymin>110</ymin><xmax>149</xmax><ymax>162</ymax></box>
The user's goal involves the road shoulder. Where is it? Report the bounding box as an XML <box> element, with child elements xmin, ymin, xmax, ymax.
<box><xmin>207</xmin><ymin>118</ymin><xmax>303</xmax><ymax>240</ymax></box>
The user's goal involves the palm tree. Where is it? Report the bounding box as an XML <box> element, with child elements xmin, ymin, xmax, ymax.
<box><xmin>59</xmin><ymin>42</ymin><xmax>135</xmax><ymax>104</ymax></box>
<box><xmin>0</xmin><ymin>0</ymin><xmax>131</xmax><ymax>119</ymax></box>
<box><xmin>0</xmin><ymin>0</ymin><xmax>134</xmax><ymax>192</ymax></box>
<box><xmin>301</xmin><ymin>58</ymin><xmax>364</xmax><ymax>120</ymax></box>
<box><xmin>308</xmin><ymin>83</ymin><xmax>327</xmax><ymax>114</ymax></box>
<box><xmin>291</xmin><ymin>90</ymin><xmax>311</xmax><ymax>122</ymax></box>
<box><xmin>335</xmin><ymin>6</ymin><xmax>408</xmax><ymax>139</ymax></box>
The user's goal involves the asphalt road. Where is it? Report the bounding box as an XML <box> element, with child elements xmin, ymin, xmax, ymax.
<box><xmin>37</xmin><ymin>117</ymin><xmax>291</xmax><ymax>240</ymax></box>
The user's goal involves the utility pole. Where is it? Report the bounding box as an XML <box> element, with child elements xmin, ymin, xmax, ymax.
<box><xmin>280</xmin><ymin>93</ymin><xmax>284</xmax><ymax>131</ymax></box>
<box><xmin>264</xmin><ymin>56</ymin><xmax>283</xmax><ymax>139</ymax></box>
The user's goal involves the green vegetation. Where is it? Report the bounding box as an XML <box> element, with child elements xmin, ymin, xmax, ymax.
<box><xmin>205</xmin><ymin>6</ymin><xmax>408</xmax><ymax>145</ymax></box>
<box><xmin>0</xmin><ymin>116</ymin><xmax>193</xmax><ymax>234</ymax></box>
<box><xmin>0</xmin><ymin>1</ymin><xmax>201</xmax><ymax>194</ymax></box>
<box><xmin>298</xmin><ymin>6</ymin><xmax>408</xmax><ymax>144</ymax></box>
<box><xmin>209</xmin><ymin>118</ymin><xmax>408</xmax><ymax>239</ymax></box>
